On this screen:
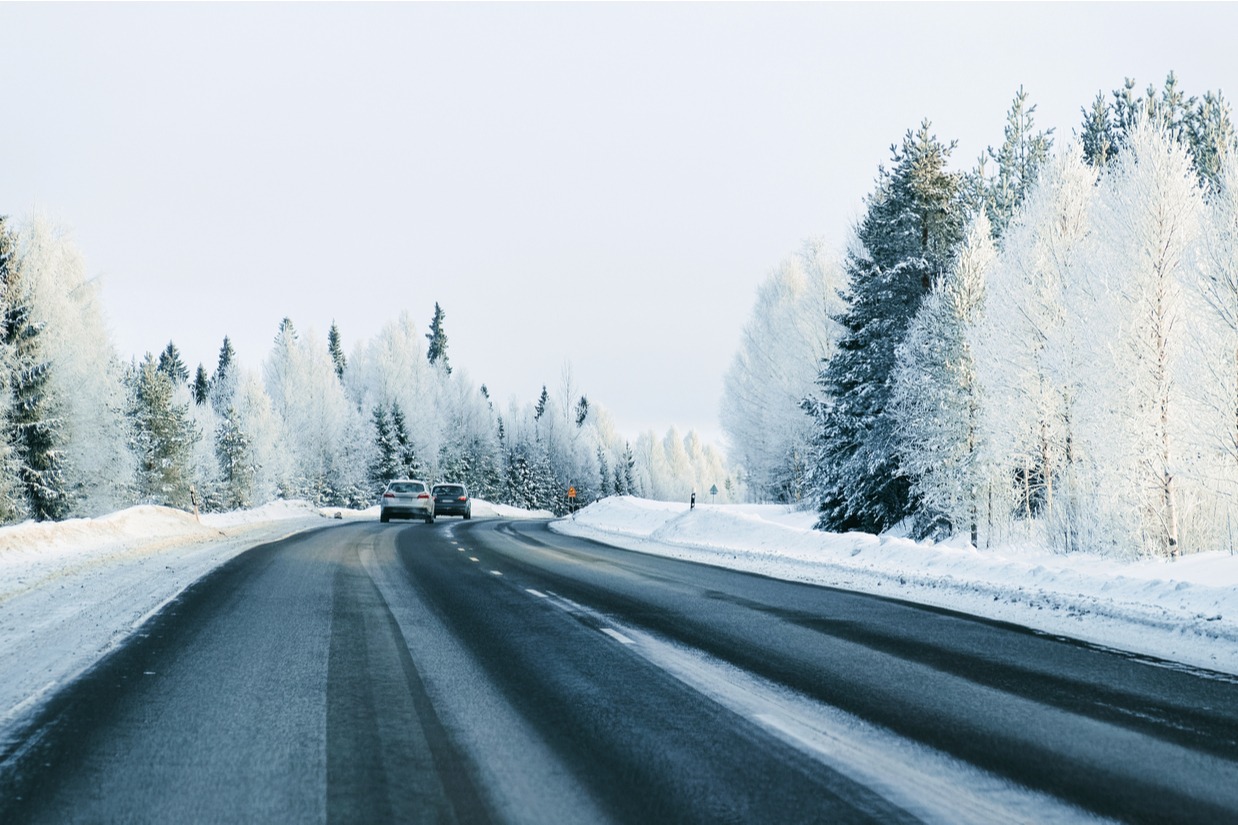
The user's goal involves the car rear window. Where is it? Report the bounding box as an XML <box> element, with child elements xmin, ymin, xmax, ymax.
<box><xmin>388</xmin><ymin>482</ymin><xmax>424</xmax><ymax>494</ymax></box>
<box><xmin>434</xmin><ymin>485</ymin><xmax>465</xmax><ymax>496</ymax></box>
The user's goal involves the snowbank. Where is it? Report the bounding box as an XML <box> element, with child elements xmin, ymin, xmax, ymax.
<box><xmin>551</xmin><ymin>497</ymin><xmax>1238</xmax><ymax>677</ymax></box>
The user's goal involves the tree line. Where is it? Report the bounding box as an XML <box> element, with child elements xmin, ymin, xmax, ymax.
<box><xmin>0</xmin><ymin>219</ymin><xmax>735</xmax><ymax>523</ymax></box>
<box><xmin>724</xmin><ymin>73</ymin><xmax>1238</xmax><ymax>558</ymax></box>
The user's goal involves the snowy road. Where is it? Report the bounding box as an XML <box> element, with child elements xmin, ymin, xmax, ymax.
<box><xmin>3</xmin><ymin>519</ymin><xmax>1238</xmax><ymax>823</ymax></box>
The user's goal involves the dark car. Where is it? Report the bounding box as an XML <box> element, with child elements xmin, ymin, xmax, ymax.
<box><xmin>432</xmin><ymin>483</ymin><xmax>472</xmax><ymax>519</ymax></box>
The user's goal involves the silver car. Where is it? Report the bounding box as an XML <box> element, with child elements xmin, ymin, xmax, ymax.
<box><xmin>379</xmin><ymin>479</ymin><xmax>435</xmax><ymax>523</ymax></box>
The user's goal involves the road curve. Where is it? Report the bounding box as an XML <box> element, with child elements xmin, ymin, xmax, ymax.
<box><xmin>1</xmin><ymin>518</ymin><xmax>1236</xmax><ymax>824</ymax></box>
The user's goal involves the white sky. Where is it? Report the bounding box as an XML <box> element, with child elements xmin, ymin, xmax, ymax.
<box><xmin>3</xmin><ymin>2</ymin><xmax>1237</xmax><ymax>444</ymax></box>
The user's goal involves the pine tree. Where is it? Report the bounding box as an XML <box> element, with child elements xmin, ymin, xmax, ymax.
<box><xmin>129</xmin><ymin>353</ymin><xmax>199</xmax><ymax>507</ymax></box>
<box><xmin>328</xmin><ymin>322</ymin><xmax>346</xmax><ymax>380</ymax></box>
<box><xmin>191</xmin><ymin>364</ymin><xmax>210</xmax><ymax>406</ymax></box>
<box><xmin>575</xmin><ymin>395</ymin><xmax>589</xmax><ymax>427</ymax></box>
<box><xmin>0</xmin><ymin>229</ymin><xmax>66</xmax><ymax>521</ymax></box>
<box><xmin>1080</xmin><ymin>92</ymin><xmax>1115</xmax><ymax>169</ymax></box>
<box><xmin>985</xmin><ymin>87</ymin><xmax>1054</xmax><ymax>239</ymax></box>
<box><xmin>425</xmin><ymin>302</ymin><xmax>451</xmax><ymax>374</ymax></box>
<box><xmin>808</xmin><ymin>121</ymin><xmax>967</xmax><ymax>533</ymax></box>
<box><xmin>157</xmin><ymin>341</ymin><xmax>189</xmax><ymax>386</ymax></box>
<box><xmin>597</xmin><ymin>445</ymin><xmax>611</xmax><ymax>497</ymax></box>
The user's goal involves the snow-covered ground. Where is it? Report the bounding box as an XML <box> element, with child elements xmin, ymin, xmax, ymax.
<box><xmin>551</xmin><ymin>497</ymin><xmax>1238</xmax><ymax>678</ymax></box>
<box><xmin>4</xmin><ymin>494</ymin><xmax>1236</xmax><ymax>748</ymax></box>
<box><xmin>0</xmin><ymin>497</ymin><xmax>548</xmax><ymax>737</ymax></box>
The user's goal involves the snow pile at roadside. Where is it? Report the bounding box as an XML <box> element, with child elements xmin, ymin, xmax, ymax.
<box><xmin>0</xmin><ymin>502</ymin><xmax>328</xmax><ymax>733</ymax></box>
<box><xmin>551</xmin><ymin>497</ymin><xmax>1238</xmax><ymax>676</ymax></box>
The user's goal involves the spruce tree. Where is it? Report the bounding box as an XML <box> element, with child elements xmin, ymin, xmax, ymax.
<box><xmin>191</xmin><ymin>364</ymin><xmax>210</xmax><ymax>406</ymax></box>
<box><xmin>390</xmin><ymin>403</ymin><xmax>422</xmax><ymax>479</ymax></box>
<box><xmin>808</xmin><ymin>121</ymin><xmax>967</xmax><ymax>533</ymax></box>
<box><xmin>368</xmin><ymin>404</ymin><xmax>398</xmax><ymax>493</ymax></box>
<box><xmin>425</xmin><ymin>302</ymin><xmax>451</xmax><ymax>374</ymax></box>
<box><xmin>157</xmin><ymin>341</ymin><xmax>189</xmax><ymax>386</ymax></box>
<box><xmin>328</xmin><ymin>322</ymin><xmax>347</xmax><ymax>380</ymax></box>
<box><xmin>130</xmin><ymin>353</ymin><xmax>199</xmax><ymax>507</ymax></box>
<box><xmin>575</xmin><ymin>395</ymin><xmax>589</xmax><ymax>427</ymax></box>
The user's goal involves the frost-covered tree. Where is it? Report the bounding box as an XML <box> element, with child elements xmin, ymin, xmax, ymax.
<box><xmin>973</xmin><ymin>143</ymin><xmax>1098</xmax><ymax>550</ymax></box>
<box><xmin>16</xmin><ymin>215</ymin><xmax>132</xmax><ymax>515</ymax></box>
<box><xmin>1079</xmin><ymin>120</ymin><xmax>1206</xmax><ymax>557</ymax></box>
<box><xmin>809</xmin><ymin>122</ymin><xmax>967</xmax><ymax>533</ymax></box>
<box><xmin>722</xmin><ymin>238</ymin><xmax>843</xmax><ymax>503</ymax></box>
<box><xmin>893</xmin><ymin>212</ymin><xmax>996</xmax><ymax>543</ymax></box>
<box><xmin>264</xmin><ymin>319</ymin><xmax>367</xmax><ymax>506</ymax></box>
<box><xmin>0</xmin><ymin>218</ymin><xmax>33</xmax><ymax>521</ymax></box>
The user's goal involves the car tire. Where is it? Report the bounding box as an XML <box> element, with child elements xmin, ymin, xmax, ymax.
<box><xmin>463</xmin><ymin>510</ymin><xmax>471</xmax><ymax>520</ymax></box>
<box><xmin>380</xmin><ymin>511</ymin><xmax>389</xmax><ymax>524</ymax></box>
<box><xmin>425</xmin><ymin>513</ymin><xmax>434</xmax><ymax>524</ymax></box>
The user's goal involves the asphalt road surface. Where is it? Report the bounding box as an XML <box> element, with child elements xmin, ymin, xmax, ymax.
<box><xmin>2</xmin><ymin>517</ymin><xmax>1238</xmax><ymax>823</ymax></box>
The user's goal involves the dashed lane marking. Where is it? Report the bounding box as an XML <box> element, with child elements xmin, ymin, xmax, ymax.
<box><xmin>600</xmin><ymin>628</ymin><xmax>635</xmax><ymax>645</ymax></box>
<box><xmin>490</xmin><ymin>570</ymin><xmax>503</xmax><ymax>577</ymax></box>
<box><xmin>526</xmin><ymin>589</ymin><xmax>549</xmax><ymax>599</ymax></box>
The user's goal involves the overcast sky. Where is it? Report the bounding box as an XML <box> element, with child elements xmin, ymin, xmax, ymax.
<box><xmin>3</xmin><ymin>2</ymin><xmax>1237</xmax><ymax>445</ymax></box>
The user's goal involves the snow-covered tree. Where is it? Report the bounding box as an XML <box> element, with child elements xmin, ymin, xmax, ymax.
<box><xmin>13</xmin><ymin>215</ymin><xmax>130</xmax><ymax>516</ymax></box>
<box><xmin>893</xmin><ymin>212</ymin><xmax>996</xmax><ymax>543</ymax></box>
<box><xmin>157</xmin><ymin>341</ymin><xmax>189</xmax><ymax>387</ymax></box>
<box><xmin>1079</xmin><ymin>120</ymin><xmax>1207</xmax><ymax>557</ymax></box>
<box><xmin>973</xmin><ymin>142</ymin><xmax>1098</xmax><ymax>550</ymax></box>
<box><xmin>722</xmin><ymin>238</ymin><xmax>843</xmax><ymax>503</ymax></box>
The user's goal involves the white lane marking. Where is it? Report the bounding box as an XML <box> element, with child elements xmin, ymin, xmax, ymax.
<box><xmin>469</xmin><ymin>557</ymin><xmax>480</xmax><ymax>563</ymax></box>
<box><xmin>458</xmin><ymin>548</ymin><xmax>466</xmax><ymax>553</ymax></box>
<box><xmin>600</xmin><ymin>628</ymin><xmax>634</xmax><ymax>645</ymax></box>
<box><xmin>526</xmin><ymin>589</ymin><xmax>549</xmax><ymax>599</ymax></box>
<box><xmin>490</xmin><ymin>570</ymin><xmax>503</xmax><ymax>577</ymax></box>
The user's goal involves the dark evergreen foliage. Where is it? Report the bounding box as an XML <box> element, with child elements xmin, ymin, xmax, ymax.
<box><xmin>808</xmin><ymin>121</ymin><xmax>967</xmax><ymax>534</ymax></box>
<box><xmin>534</xmin><ymin>386</ymin><xmax>549</xmax><ymax>421</ymax></box>
<box><xmin>984</xmin><ymin>87</ymin><xmax>1053</xmax><ymax>239</ymax></box>
<box><xmin>1080</xmin><ymin>72</ymin><xmax>1238</xmax><ymax>191</ymax></box>
<box><xmin>215</xmin><ymin>404</ymin><xmax>254</xmax><ymax>510</ymax></box>
<box><xmin>575</xmin><ymin>395</ymin><xmax>589</xmax><ymax>427</ymax></box>
<box><xmin>157</xmin><ymin>341</ymin><xmax>189</xmax><ymax>386</ymax></box>
<box><xmin>191</xmin><ymin>364</ymin><xmax>210</xmax><ymax>406</ymax></box>
<box><xmin>425</xmin><ymin>303</ymin><xmax>451</xmax><ymax>374</ymax></box>
<box><xmin>328</xmin><ymin>322</ymin><xmax>346</xmax><ymax>380</ymax></box>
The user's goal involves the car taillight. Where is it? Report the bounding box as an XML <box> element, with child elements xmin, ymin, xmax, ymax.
<box><xmin>418</xmin><ymin>493</ymin><xmax>430</xmax><ymax>499</ymax></box>
<box><xmin>383</xmin><ymin>493</ymin><xmax>394</xmax><ymax>498</ymax></box>
<box><xmin>458</xmin><ymin>496</ymin><xmax>467</xmax><ymax>501</ymax></box>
